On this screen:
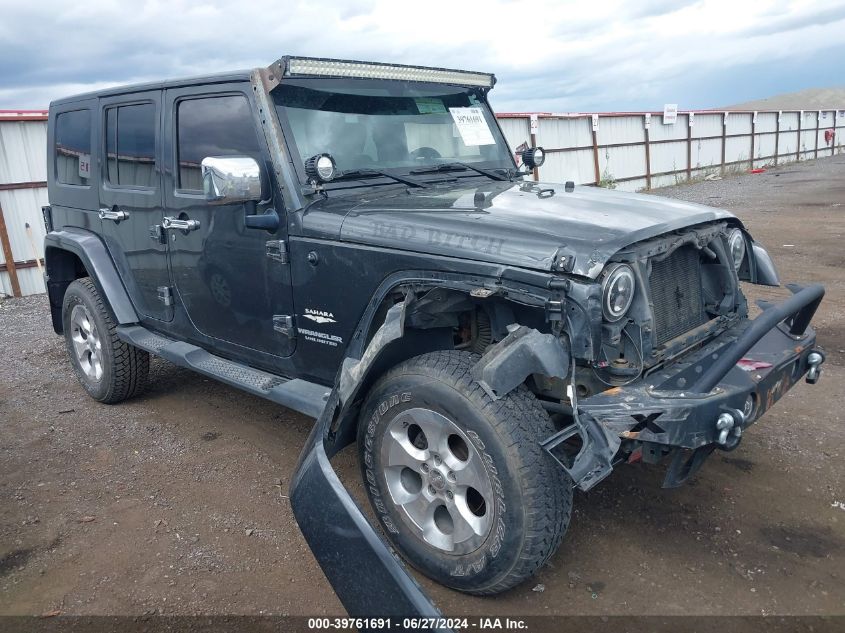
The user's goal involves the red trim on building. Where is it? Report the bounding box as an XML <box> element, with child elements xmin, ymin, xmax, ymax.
<box><xmin>0</xmin><ymin>110</ymin><xmax>48</xmax><ymax>122</ymax></box>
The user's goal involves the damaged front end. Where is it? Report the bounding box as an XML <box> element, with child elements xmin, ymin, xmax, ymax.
<box><xmin>543</xmin><ymin>283</ymin><xmax>824</xmax><ymax>489</ymax></box>
<box><xmin>287</xmin><ymin>226</ymin><xmax>824</xmax><ymax>622</ymax></box>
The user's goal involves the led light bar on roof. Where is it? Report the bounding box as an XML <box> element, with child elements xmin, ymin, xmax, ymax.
<box><xmin>285</xmin><ymin>57</ymin><xmax>495</xmax><ymax>88</ymax></box>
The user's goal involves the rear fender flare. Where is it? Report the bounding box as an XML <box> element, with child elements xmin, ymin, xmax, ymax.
<box><xmin>44</xmin><ymin>228</ymin><xmax>138</xmax><ymax>333</ymax></box>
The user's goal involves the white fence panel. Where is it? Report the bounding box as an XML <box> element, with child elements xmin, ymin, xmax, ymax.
<box><xmin>691</xmin><ymin>138</ymin><xmax>722</xmax><ymax>169</ymax></box>
<box><xmin>1</xmin><ymin>117</ymin><xmax>49</xmax><ymax>297</ymax></box>
<box><xmin>597</xmin><ymin>115</ymin><xmax>644</xmax><ymax>145</ymax></box>
<box><xmin>497</xmin><ymin>116</ymin><xmax>531</xmax><ymax>150</ymax></box>
<box><xmin>725</xmin><ymin>112</ymin><xmax>752</xmax><ymax>136</ymax></box>
<box><xmin>538</xmin><ymin>117</ymin><xmax>592</xmax><ymax>148</ymax></box>
<box><xmin>755</xmin><ymin>133</ymin><xmax>777</xmax><ymax>166</ymax></box>
<box><xmin>0</xmin><ymin>120</ymin><xmax>47</xmax><ymax>184</ymax></box>
<box><xmin>756</xmin><ymin>112</ymin><xmax>777</xmax><ymax>134</ymax></box>
<box><xmin>600</xmin><ymin>144</ymin><xmax>646</xmax><ymax>182</ymax></box>
<box><xmin>651</xmin><ymin>140</ymin><xmax>687</xmax><ymax>175</ymax></box>
<box><xmin>649</xmin><ymin>114</ymin><xmax>689</xmax><ymax>141</ymax></box>
<box><xmin>541</xmin><ymin>149</ymin><xmax>595</xmax><ymax>186</ymax></box>
<box><xmin>693</xmin><ymin>113</ymin><xmax>722</xmax><ymax>138</ymax></box>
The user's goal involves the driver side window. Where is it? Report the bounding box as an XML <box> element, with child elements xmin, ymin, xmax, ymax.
<box><xmin>176</xmin><ymin>94</ymin><xmax>261</xmax><ymax>191</ymax></box>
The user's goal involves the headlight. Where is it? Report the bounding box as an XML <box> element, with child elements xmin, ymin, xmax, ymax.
<box><xmin>602</xmin><ymin>263</ymin><xmax>636</xmax><ymax>322</ymax></box>
<box><xmin>728</xmin><ymin>228</ymin><xmax>746</xmax><ymax>271</ymax></box>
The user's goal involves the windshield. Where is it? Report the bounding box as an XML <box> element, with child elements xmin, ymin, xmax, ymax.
<box><xmin>273</xmin><ymin>78</ymin><xmax>514</xmax><ymax>181</ymax></box>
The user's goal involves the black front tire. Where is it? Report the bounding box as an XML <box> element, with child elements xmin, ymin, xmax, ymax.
<box><xmin>62</xmin><ymin>277</ymin><xmax>149</xmax><ymax>403</ymax></box>
<box><xmin>358</xmin><ymin>350</ymin><xmax>572</xmax><ymax>595</ymax></box>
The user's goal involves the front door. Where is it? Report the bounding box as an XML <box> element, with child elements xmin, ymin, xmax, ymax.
<box><xmin>162</xmin><ymin>84</ymin><xmax>295</xmax><ymax>358</ymax></box>
<box><xmin>99</xmin><ymin>91</ymin><xmax>172</xmax><ymax>321</ymax></box>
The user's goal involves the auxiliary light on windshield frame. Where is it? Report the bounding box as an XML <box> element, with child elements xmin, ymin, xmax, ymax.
<box><xmin>281</xmin><ymin>56</ymin><xmax>496</xmax><ymax>88</ymax></box>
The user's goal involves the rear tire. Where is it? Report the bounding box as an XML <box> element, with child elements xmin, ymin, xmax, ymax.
<box><xmin>62</xmin><ymin>277</ymin><xmax>149</xmax><ymax>403</ymax></box>
<box><xmin>358</xmin><ymin>350</ymin><xmax>572</xmax><ymax>595</ymax></box>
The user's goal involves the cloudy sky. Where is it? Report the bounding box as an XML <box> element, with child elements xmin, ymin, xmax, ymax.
<box><xmin>1</xmin><ymin>0</ymin><xmax>843</xmax><ymax>112</ymax></box>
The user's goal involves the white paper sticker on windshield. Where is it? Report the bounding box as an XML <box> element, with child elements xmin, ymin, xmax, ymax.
<box><xmin>449</xmin><ymin>107</ymin><xmax>495</xmax><ymax>146</ymax></box>
<box><xmin>415</xmin><ymin>98</ymin><xmax>447</xmax><ymax>114</ymax></box>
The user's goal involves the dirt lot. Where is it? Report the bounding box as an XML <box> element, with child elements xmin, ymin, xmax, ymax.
<box><xmin>1</xmin><ymin>156</ymin><xmax>844</xmax><ymax>619</ymax></box>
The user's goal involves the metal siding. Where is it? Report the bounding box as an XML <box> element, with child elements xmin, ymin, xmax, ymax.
<box><xmin>799</xmin><ymin>129</ymin><xmax>815</xmax><ymax>159</ymax></box>
<box><xmin>596</xmin><ymin>115</ymin><xmax>644</xmax><ymax>145</ymax></box>
<box><xmin>541</xmin><ymin>149</ymin><xmax>595</xmax><ymax>185</ymax></box>
<box><xmin>11</xmin><ymin>267</ymin><xmax>45</xmax><ymax>297</ymax></box>
<box><xmin>780</xmin><ymin>111</ymin><xmax>800</xmax><ymax>131</ymax></box>
<box><xmin>725</xmin><ymin>136</ymin><xmax>752</xmax><ymax>166</ymax></box>
<box><xmin>538</xmin><ymin>117</ymin><xmax>592</xmax><ymax>148</ymax></box>
<box><xmin>693</xmin><ymin>113</ymin><xmax>722</xmax><ymax>138</ymax></box>
<box><xmin>777</xmin><ymin>131</ymin><xmax>800</xmax><ymax>162</ymax></box>
<box><xmin>755</xmin><ymin>112</ymin><xmax>777</xmax><ymax>134</ymax></box>
<box><xmin>649</xmin><ymin>115</ymin><xmax>688</xmax><ymax>141</ymax></box>
<box><xmin>691</xmin><ymin>138</ymin><xmax>722</xmax><ymax>169</ymax></box>
<box><xmin>755</xmin><ymin>133</ymin><xmax>776</xmax><ymax>163</ymax></box>
<box><xmin>0</xmin><ymin>119</ymin><xmax>49</xmax><ymax>296</ymax></box>
<box><xmin>650</xmin><ymin>140</ymin><xmax>687</xmax><ymax>174</ymax></box>
<box><xmin>0</xmin><ymin>120</ymin><xmax>48</xmax><ymax>185</ymax></box>
<box><xmin>497</xmin><ymin>116</ymin><xmax>531</xmax><ymax>150</ymax></box>
<box><xmin>650</xmin><ymin>173</ymin><xmax>683</xmax><ymax>188</ymax></box>
<box><xmin>725</xmin><ymin>112</ymin><xmax>752</xmax><ymax>136</ymax></box>
<box><xmin>500</xmin><ymin>106</ymin><xmax>843</xmax><ymax>187</ymax></box>
<box><xmin>818</xmin><ymin>111</ymin><xmax>836</xmax><ymax>157</ymax></box>
<box><xmin>599</xmin><ymin>144</ymin><xmax>646</xmax><ymax>181</ymax></box>
<box><xmin>615</xmin><ymin>177</ymin><xmax>647</xmax><ymax>193</ymax></box>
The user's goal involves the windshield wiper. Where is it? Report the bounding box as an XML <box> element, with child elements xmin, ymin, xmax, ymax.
<box><xmin>335</xmin><ymin>169</ymin><xmax>428</xmax><ymax>188</ymax></box>
<box><xmin>409</xmin><ymin>162</ymin><xmax>509</xmax><ymax>181</ymax></box>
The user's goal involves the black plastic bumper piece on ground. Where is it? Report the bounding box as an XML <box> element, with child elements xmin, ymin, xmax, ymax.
<box><xmin>289</xmin><ymin>406</ymin><xmax>447</xmax><ymax>632</ymax></box>
<box><xmin>691</xmin><ymin>283</ymin><xmax>824</xmax><ymax>393</ymax></box>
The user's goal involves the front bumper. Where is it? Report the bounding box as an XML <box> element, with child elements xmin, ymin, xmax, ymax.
<box><xmin>544</xmin><ymin>283</ymin><xmax>825</xmax><ymax>489</ymax></box>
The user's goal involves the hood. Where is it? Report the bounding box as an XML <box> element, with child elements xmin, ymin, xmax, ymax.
<box><xmin>319</xmin><ymin>180</ymin><xmax>736</xmax><ymax>278</ymax></box>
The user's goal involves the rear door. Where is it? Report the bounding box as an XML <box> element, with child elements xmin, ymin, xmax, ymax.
<box><xmin>162</xmin><ymin>84</ymin><xmax>296</xmax><ymax>358</ymax></box>
<box><xmin>98</xmin><ymin>91</ymin><xmax>172</xmax><ymax>321</ymax></box>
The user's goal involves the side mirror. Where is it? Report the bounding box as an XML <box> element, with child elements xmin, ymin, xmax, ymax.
<box><xmin>201</xmin><ymin>156</ymin><xmax>262</xmax><ymax>204</ymax></box>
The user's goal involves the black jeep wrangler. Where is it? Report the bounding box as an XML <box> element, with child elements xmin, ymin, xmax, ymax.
<box><xmin>44</xmin><ymin>56</ymin><xmax>825</xmax><ymax>617</ymax></box>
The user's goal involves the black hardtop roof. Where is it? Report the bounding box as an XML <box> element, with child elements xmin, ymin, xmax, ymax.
<box><xmin>49</xmin><ymin>69</ymin><xmax>254</xmax><ymax>107</ymax></box>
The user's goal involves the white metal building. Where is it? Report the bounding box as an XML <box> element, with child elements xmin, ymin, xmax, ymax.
<box><xmin>0</xmin><ymin>110</ymin><xmax>49</xmax><ymax>297</ymax></box>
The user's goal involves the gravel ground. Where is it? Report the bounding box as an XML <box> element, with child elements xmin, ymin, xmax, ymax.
<box><xmin>1</xmin><ymin>155</ymin><xmax>843</xmax><ymax>619</ymax></box>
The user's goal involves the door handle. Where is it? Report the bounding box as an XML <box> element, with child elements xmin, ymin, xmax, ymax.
<box><xmin>99</xmin><ymin>207</ymin><xmax>129</xmax><ymax>221</ymax></box>
<box><xmin>162</xmin><ymin>216</ymin><xmax>201</xmax><ymax>231</ymax></box>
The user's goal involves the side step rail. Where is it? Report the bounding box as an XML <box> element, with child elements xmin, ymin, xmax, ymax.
<box><xmin>117</xmin><ymin>325</ymin><xmax>330</xmax><ymax>419</ymax></box>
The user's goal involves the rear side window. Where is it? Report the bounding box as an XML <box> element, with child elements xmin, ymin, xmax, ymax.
<box><xmin>176</xmin><ymin>95</ymin><xmax>260</xmax><ymax>191</ymax></box>
<box><xmin>105</xmin><ymin>103</ymin><xmax>157</xmax><ymax>188</ymax></box>
<box><xmin>55</xmin><ymin>110</ymin><xmax>92</xmax><ymax>186</ymax></box>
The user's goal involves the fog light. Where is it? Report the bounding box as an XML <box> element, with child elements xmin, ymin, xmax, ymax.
<box><xmin>305</xmin><ymin>153</ymin><xmax>337</xmax><ymax>183</ymax></box>
<box><xmin>521</xmin><ymin>147</ymin><xmax>546</xmax><ymax>169</ymax></box>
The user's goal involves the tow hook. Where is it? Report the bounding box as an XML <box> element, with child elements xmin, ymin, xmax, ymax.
<box><xmin>716</xmin><ymin>409</ymin><xmax>744</xmax><ymax>451</ymax></box>
<box><xmin>806</xmin><ymin>350</ymin><xmax>824</xmax><ymax>384</ymax></box>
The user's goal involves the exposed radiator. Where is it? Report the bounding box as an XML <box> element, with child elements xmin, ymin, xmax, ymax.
<box><xmin>649</xmin><ymin>246</ymin><xmax>708</xmax><ymax>346</ymax></box>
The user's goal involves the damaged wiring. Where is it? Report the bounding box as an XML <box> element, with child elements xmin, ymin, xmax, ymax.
<box><xmin>591</xmin><ymin>326</ymin><xmax>645</xmax><ymax>388</ymax></box>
